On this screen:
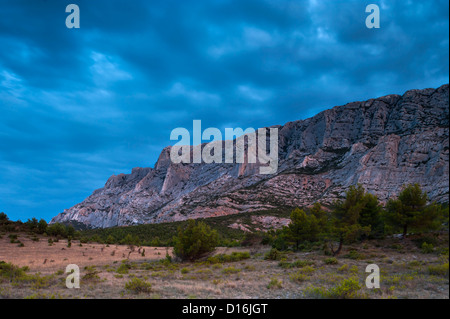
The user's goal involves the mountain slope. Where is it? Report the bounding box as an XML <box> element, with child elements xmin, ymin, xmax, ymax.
<box><xmin>51</xmin><ymin>84</ymin><xmax>449</xmax><ymax>229</ymax></box>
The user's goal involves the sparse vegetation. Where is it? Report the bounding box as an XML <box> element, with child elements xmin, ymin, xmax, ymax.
<box><xmin>305</xmin><ymin>277</ymin><xmax>364</xmax><ymax>299</ymax></box>
<box><xmin>0</xmin><ymin>183</ymin><xmax>448</xmax><ymax>299</ymax></box>
<box><xmin>264</xmin><ymin>248</ymin><xmax>284</xmax><ymax>261</ymax></box>
<box><xmin>267</xmin><ymin>277</ymin><xmax>282</xmax><ymax>289</ymax></box>
<box><xmin>428</xmin><ymin>263</ymin><xmax>449</xmax><ymax>278</ymax></box>
<box><xmin>124</xmin><ymin>278</ymin><xmax>152</xmax><ymax>294</ymax></box>
<box><xmin>324</xmin><ymin>257</ymin><xmax>339</xmax><ymax>265</ymax></box>
<box><xmin>116</xmin><ymin>263</ymin><xmax>131</xmax><ymax>274</ymax></box>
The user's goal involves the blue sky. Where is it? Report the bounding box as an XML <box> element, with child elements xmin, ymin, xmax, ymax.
<box><xmin>0</xmin><ymin>0</ymin><xmax>448</xmax><ymax>222</ymax></box>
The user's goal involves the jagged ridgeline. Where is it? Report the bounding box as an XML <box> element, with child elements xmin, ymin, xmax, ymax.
<box><xmin>51</xmin><ymin>84</ymin><xmax>449</xmax><ymax>229</ymax></box>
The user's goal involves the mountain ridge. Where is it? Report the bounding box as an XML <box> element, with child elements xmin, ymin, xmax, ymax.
<box><xmin>51</xmin><ymin>84</ymin><xmax>450</xmax><ymax>229</ymax></box>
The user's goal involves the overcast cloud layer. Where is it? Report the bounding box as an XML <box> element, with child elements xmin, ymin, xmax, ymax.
<box><xmin>0</xmin><ymin>0</ymin><xmax>448</xmax><ymax>221</ymax></box>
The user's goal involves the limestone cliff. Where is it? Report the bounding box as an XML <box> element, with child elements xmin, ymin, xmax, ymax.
<box><xmin>51</xmin><ymin>84</ymin><xmax>449</xmax><ymax>228</ymax></box>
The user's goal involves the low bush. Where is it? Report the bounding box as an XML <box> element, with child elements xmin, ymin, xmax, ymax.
<box><xmin>324</xmin><ymin>257</ymin><xmax>339</xmax><ymax>265</ymax></box>
<box><xmin>264</xmin><ymin>248</ymin><xmax>284</xmax><ymax>261</ymax></box>
<box><xmin>267</xmin><ymin>277</ymin><xmax>282</xmax><ymax>289</ymax></box>
<box><xmin>428</xmin><ymin>263</ymin><xmax>449</xmax><ymax>278</ymax></box>
<box><xmin>117</xmin><ymin>263</ymin><xmax>131</xmax><ymax>274</ymax></box>
<box><xmin>221</xmin><ymin>266</ymin><xmax>241</xmax><ymax>275</ymax></box>
<box><xmin>0</xmin><ymin>261</ymin><xmax>27</xmax><ymax>281</ymax></box>
<box><xmin>421</xmin><ymin>242</ymin><xmax>434</xmax><ymax>254</ymax></box>
<box><xmin>289</xmin><ymin>272</ymin><xmax>310</xmax><ymax>283</ymax></box>
<box><xmin>305</xmin><ymin>278</ymin><xmax>364</xmax><ymax>299</ymax></box>
<box><xmin>124</xmin><ymin>278</ymin><xmax>152</xmax><ymax>294</ymax></box>
<box><xmin>344</xmin><ymin>249</ymin><xmax>365</xmax><ymax>260</ymax></box>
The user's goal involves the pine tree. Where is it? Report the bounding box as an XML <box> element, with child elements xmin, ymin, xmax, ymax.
<box><xmin>384</xmin><ymin>184</ymin><xmax>442</xmax><ymax>237</ymax></box>
<box><xmin>328</xmin><ymin>185</ymin><xmax>371</xmax><ymax>256</ymax></box>
<box><xmin>285</xmin><ymin>208</ymin><xmax>319</xmax><ymax>250</ymax></box>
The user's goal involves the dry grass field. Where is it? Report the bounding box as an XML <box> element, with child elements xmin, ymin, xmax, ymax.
<box><xmin>0</xmin><ymin>232</ymin><xmax>448</xmax><ymax>299</ymax></box>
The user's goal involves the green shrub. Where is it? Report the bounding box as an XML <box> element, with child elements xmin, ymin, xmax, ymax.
<box><xmin>298</xmin><ymin>266</ymin><xmax>315</xmax><ymax>275</ymax></box>
<box><xmin>337</xmin><ymin>264</ymin><xmax>349</xmax><ymax>272</ymax></box>
<box><xmin>421</xmin><ymin>242</ymin><xmax>434</xmax><ymax>254</ymax></box>
<box><xmin>82</xmin><ymin>267</ymin><xmax>100</xmax><ymax>281</ymax></box>
<box><xmin>0</xmin><ymin>261</ymin><xmax>27</xmax><ymax>281</ymax></box>
<box><xmin>278</xmin><ymin>261</ymin><xmax>291</xmax><ymax>269</ymax></box>
<box><xmin>8</xmin><ymin>234</ymin><xmax>19</xmax><ymax>244</ymax></box>
<box><xmin>324</xmin><ymin>257</ymin><xmax>338</xmax><ymax>265</ymax></box>
<box><xmin>349</xmin><ymin>265</ymin><xmax>359</xmax><ymax>274</ymax></box>
<box><xmin>289</xmin><ymin>271</ymin><xmax>310</xmax><ymax>283</ymax></box>
<box><xmin>408</xmin><ymin>260</ymin><xmax>422</xmax><ymax>268</ymax></box>
<box><xmin>428</xmin><ymin>263</ymin><xmax>449</xmax><ymax>277</ymax></box>
<box><xmin>267</xmin><ymin>277</ymin><xmax>282</xmax><ymax>289</ymax></box>
<box><xmin>439</xmin><ymin>247</ymin><xmax>449</xmax><ymax>256</ymax></box>
<box><xmin>328</xmin><ymin>278</ymin><xmax>362</xmax><ymax>298</ymax></box>
<box><xmin>271</xmin><ymin>236</ymin><xmax>289</xmax><ymax>251</ymax></box>
<box><xmin>221</xmin><ymin>266</ymin><xmax>241</xmax><ymax>274</ymax></box>
<box><xmin>344</xmin><ymin>249</ymin><xmax>364</xmax><ymax>260</ymax></box>
<box><xmin>305</xmin><ymin>278</ymin><xmax>363</xmax><ymax>299</ymax></box>
<box><xmin>413</xmin><ymin>235</ymin><xmax>439</xmax><ymax>248</ymax></box>
<box><xmin>173</xmin><ymin>220</ymin><xmax>219</xmax><ymax>261</ymax></box>
<box><xmin>264</xmin><ymin>248</ymin><xmax>284</xmax><ymax>261</ymax></box>
<box><xmin>117</xmin><ymin>263</ymin><xmax>131</xmax><ymax>274</ymax></box>
<box><xmin>125</xmin><ymin>278</ymin><xmax>152</xmax><ymax>294</ymax></box>
<box><xmin>164</xmin><ymin>253</ymin><xmax>172</xmax><ymax>264</ymax></box>
<box><xmin>180</xmin><ymin>267</ymin><xmax>189</xmax><ymax>274</ymax></box>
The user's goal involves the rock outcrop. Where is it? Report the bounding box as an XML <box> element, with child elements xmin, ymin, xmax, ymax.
<box><xmin>51</xmin><ymin>84</ymin><xmax>449</xmax><ymax>229</ymax></box>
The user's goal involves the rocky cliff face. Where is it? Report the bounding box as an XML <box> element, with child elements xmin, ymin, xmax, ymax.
<box><xmin>51</xmin><ymin>84</ymin><xmax>449</xmax><ymax>229</ymax></box>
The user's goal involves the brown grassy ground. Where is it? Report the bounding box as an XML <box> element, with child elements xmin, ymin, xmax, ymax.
<box><xmin>0</xmin><ymin>232</ymin><xmax>448</xmax><ymax>299</ymax></box>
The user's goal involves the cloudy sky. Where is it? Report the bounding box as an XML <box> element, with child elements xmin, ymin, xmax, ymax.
<box><xmin>0</xmin><ymin>0</ymin><xmax>448</xmax><ymax>222</ymax></box>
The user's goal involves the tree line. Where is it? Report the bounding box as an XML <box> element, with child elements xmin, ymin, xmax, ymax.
<box><xmin>1</xmin><ymin>183</ymin><xmax>447</xmax><ymax>261</ymax></box>
<box><xmin>263</xmin><ymin>183</ymin><xmax>448</xmax><ymax>256</ymax></box>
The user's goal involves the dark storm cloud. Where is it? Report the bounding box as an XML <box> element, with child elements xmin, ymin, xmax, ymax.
<box><xmin>0</xmin><ymin>0</ymin><xmax>448</xmax><ymax>221</ymax></box>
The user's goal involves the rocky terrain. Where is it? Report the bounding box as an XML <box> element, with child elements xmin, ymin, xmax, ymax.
<box><xmin>51</xmin><ymin>84</ymin><xmax>449</xmax><ymax>229</ymax></box>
